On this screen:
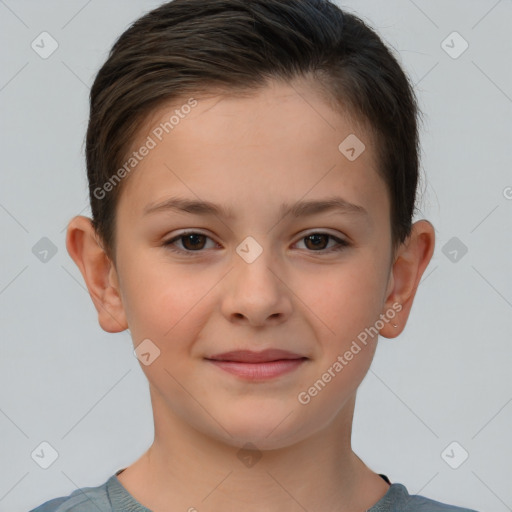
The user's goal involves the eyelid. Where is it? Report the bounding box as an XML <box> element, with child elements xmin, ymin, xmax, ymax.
<box><xmin>293</xmin><ymin>230</ymin><xmax>349</xmax><ymax>250</ymax></box>
<box><xmin>297</xmin><ymin>228</ymin><xmax>347</xmax><ymax>240</ymax></box>
<box><xmin>163</xmin><ymin>229</ymin><xmax>220</xmax><ymax>250</ymax></box>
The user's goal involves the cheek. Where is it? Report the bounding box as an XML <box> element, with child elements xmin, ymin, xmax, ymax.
<box><xmin>119</xmin><ymin>253</ymin><xmax>214</xmax><ymax>343</ymax></box>
<box><xmin>295</xmin><ymin>255</ymin><xmax>386</xmax><ymax>338</ymax></box>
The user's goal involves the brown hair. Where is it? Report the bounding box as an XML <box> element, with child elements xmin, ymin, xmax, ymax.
<box><xmin>86</xmin><ymin>0</ymin><xmax>423</xmax><ymax>263</ymax></box>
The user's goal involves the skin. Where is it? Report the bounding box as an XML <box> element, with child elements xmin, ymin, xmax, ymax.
<box><xmin>66</xmin><ymin>78</ymin><xmax>435</xmax><ymax>512</ymax></box>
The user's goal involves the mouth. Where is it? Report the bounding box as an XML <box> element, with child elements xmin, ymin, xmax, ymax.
<box><xmin>205</xmin><ymin>349</ymin><xmax>308</xmax><ymax>380</ymax></box>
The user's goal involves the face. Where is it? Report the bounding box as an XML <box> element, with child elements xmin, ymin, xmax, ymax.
<box><xmin>110</xmin><ymin>79</ymin><xmax>395</xmax><ymax>449</ymax></box>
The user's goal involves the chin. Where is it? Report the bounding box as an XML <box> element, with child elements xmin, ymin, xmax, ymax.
<box><xmin>204</xmin><ymin>402</ymin><xmax>311</xmax><ymax>451</ymax></box>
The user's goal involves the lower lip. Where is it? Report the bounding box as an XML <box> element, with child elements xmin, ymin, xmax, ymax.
<box><xmin>207</xmin><ymin>359</ymin><xmax>306</xmax><ymax>380</ymax></box>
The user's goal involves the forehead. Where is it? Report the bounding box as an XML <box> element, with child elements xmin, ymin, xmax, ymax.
<box><xmin>117</xmin><ymin>80</ymin><xmax>388</xmax><ymax>224</ymax></box>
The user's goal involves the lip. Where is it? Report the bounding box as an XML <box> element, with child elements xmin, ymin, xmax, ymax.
<box><xmin>206</xmin><ymin>349</ymin><xmax>308</xmax><ymax>380</ymax></box>
<box><xmin>207</xmin><ymin>349</ymin><xmax>305</xmax><ymax>363</ymax></box>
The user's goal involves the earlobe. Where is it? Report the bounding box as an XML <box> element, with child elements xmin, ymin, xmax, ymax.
<box><xmin>379</xmin><ymin>220</ymin><xmax>436</xmax><ymax>339</ymax></box>
<box><xmin>65</xmin><ymin>215</ymin><xmax>128</xmax><ymax>333</ymax></box>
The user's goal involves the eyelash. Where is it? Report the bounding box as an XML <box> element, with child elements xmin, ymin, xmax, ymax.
<box><xmin>162</xmin><ymin>231</ymin><xmax>350</xmax><ymax>255</ymax></box>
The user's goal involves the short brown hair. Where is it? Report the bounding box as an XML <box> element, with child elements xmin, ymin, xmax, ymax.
<box><xmin>86</xmin><ymin>0</ymin><xmax>423</xmax><ymax>262</ymax></box>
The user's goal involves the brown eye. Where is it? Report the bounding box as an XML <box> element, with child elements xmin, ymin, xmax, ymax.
<box><xmin>180</xmin><ymin>233</ymin><xmax>207</xmax><ymax>250</ymax></box>
<box><xmin>304</xmin><ymin>233</ymin><xmax>330</xmax><ymax>250</ymax></box>
<box><xmin>164</xmin><ymin>232</ymin><xmax>216</xmax><ymax>253</ymax></box>
<box><xmin>296</xmin><ymin>232</ymin><xmax>350</xmax><ymax>253</ymax></box>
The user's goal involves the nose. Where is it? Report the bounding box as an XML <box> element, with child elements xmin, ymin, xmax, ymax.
<box><xmin>220</xmin><ymin>242</ymin><xmax>293</xmax><ymax>327</ymax></box>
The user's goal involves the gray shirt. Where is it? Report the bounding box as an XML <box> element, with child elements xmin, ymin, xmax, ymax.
<box><xmin>29</xmin><ymin>470</ymin><xmax>479</xmax><ymax>511</ymax></box>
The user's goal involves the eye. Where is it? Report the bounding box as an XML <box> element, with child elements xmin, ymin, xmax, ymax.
<box><xmin>295</xmin><ymin>232</ymin><xmax>350</xmax><ymax>253</ymax></box>
<box><xmin>162</xmin><ymin>231</ymin><xmax>350</xmax><ymax>255</ymax></box>
<box><xmin>163</xmin><ymin>231</ymin><xmax>217</xmax><ymax>253</ymax></box>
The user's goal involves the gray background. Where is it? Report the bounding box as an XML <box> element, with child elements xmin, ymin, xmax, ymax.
<box><xmin>1</xmin><ymin>1</ymin><xmax>511</xmax><ymax>510</ymax></box>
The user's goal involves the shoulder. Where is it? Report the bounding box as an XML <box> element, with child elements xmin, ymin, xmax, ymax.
<box><xmin>28</xmin><ymin>477</ymin><xmax>112</xmax><ymax>512</ymax></box>
<box><xmin>372</xmin><ymin>483</ymin><xmax>480</xmax><ymax>512</ymax></box>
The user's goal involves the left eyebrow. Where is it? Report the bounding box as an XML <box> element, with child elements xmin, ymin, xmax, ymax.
<box><xmin>284</xmin><ymin>197</ymin><xmax>369</xmax><ymax>219</ymax></box>
<box><xmin>143</xmin><ymin>195</ymin><xmax>369</xmax><ymax>220</ymax></box>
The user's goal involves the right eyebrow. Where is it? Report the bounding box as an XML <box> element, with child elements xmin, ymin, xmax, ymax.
<box><xmin>144</xmin><ymin>196</ymin><xmax>234</xmax><ymax>218</ymax></box>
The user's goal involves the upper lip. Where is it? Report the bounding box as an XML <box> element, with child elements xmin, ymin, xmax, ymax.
<box><xmin>207</xmin><ymin>349</ymin><xmax>306</xmax><ymax>363</ymax></box>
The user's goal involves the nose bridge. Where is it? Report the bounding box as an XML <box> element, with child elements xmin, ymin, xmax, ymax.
<box><xmin>233</xmin><ymin>234</ymin><xmax>280</xmax><ymax>293</ymax></box>
<box><xmin>222</xmin><ymin>234</ymin><xmax>292</xmax><ymax>324</ymax></box>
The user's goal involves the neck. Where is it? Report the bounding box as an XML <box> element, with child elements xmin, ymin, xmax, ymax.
<box><xmin>117</xmin><ymin>387</ymin><xmax>389</xmax><ymax>512</ymax></box>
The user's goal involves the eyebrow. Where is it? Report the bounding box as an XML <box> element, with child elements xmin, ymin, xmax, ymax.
<box><xmin>143</xmin><ymin>195</ymin><xmax>369</xmax><ymax>219</ymax></box>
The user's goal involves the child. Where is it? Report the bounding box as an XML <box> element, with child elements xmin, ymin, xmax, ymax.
<box><xmin>30</xmin><ymin>0</ymin><xmax>479</xmax><ymax>510</ymax></box>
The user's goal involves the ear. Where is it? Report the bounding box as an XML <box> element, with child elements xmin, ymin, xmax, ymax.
<box><xmin>379</xmin><ymin>219</ymin><xmax>435</xmax><ymax>339</ymax></box>
<box><xmin>65</xmin><ymin>215</ymin><xmax>128</xmax><ymax>333</ymax></box>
